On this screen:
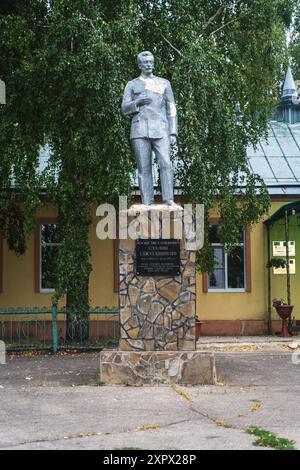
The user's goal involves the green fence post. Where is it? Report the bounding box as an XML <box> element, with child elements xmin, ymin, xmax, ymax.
<box><xmin>51</xmin><ymin>305</ymin><xmax>58</xmax><ymax>353</ymax></box>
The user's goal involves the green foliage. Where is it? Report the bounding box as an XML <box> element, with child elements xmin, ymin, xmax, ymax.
<box><xmin>0</xmin><ymin>0</ymin><xmax>297</xmax><ymax>310</ymax></box>
<box><xmin>290</xmin><ymin>1</ymin><xmax>300</xmax><ymax>77</ymax></box>
<box><xmin>0</xmin><ymin>203</ymin><xmax>26</xmax><ymax>254</ymax></box>
<box><xmin>247</xmin><ymin>427</ymin><xmax>296</xmax><ymax>450</ymax></box>
<box><xmin>266</xmin><ymin>257</ymin><xmax>287</xmax><ymax>269</ymax></box>
<box><xmin>142</xmin><ymin>0</ymin><xmax>289</xmax><ymax>272</ymax></box>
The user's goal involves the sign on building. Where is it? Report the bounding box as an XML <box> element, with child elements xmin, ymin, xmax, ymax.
<box><xmin>272</xmin><ymin>240</ymin><xmax>295</xmax><ymax>257</ymax></box>
<box><xmin>273</xmin><ymin>258</ymin><xmax>296</xmax><ymax>275</ymax></box>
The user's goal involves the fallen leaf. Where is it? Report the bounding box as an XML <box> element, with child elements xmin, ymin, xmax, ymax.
<box><xmin>136</xmin><ymin>423</ymin><xmax>160</xmax><ymax>431</ymax></box>
<box><xmin>250</xmin><ymin>400</ymin><xmax>262</xmax><ymax>412</ymax></box>
<box><xmin>214</xmin><ymin>419</ymin><xmax>232</xmax><ymax>428</ymax></box>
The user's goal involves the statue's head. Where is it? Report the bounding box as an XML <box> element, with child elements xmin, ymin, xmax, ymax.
<box><xmin>137</xmin><ymin>51</ymin><xmax>154</xmax><ymax>75</ymax></box>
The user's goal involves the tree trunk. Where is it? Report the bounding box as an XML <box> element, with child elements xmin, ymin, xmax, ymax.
<box><xmin>66</xmin><ymin>278</ymin><xmax>90</xmax><ymax>343</ymax></box>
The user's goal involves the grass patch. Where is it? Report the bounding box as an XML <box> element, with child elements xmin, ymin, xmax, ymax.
<box><xmin>172</xmin><ymin>385</ymin><xmax>193</xmax><ymax>402</ymax></box>
<box><xmin>247</xmin><ymin>427</ymin><xmax>296</xmax><ymax>450</ymax></box>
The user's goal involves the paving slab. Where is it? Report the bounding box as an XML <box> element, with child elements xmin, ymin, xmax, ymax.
<box><xmin>199</xmin><ymin>336</ymin><xmax>300</xmax><ymax>344</ymax></box>
<box><xmin>0</xmin><ymin>383</ymin><xmax>269</xmax><ymax>450</ymax></box>
<box><xmin>0</xmin><ymin>350</ymin><xmax>299</xmax><ymax>450</ymax></box>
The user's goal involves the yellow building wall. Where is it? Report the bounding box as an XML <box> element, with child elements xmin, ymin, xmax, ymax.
<box><xmin>1</xmin><ymin>199</ymin><xmax>299</xmax><ymax>323</ymax></box>
<box><xmin>0</xmin><ymin>204</ymin><xmax>118</xmax><ymax>309</ymax></box>
<box><xmin>197</xmin><ymin>200</ymin><xmax>300</xmax><ymax>322</ymax></box>
<box><xmin>196</xmin><ymin>219</ymin><xmax>267</xmax><ymax>321</ymax></box>
<box><xmin>1</xmin><ymin>204</ymin><xmax>58</xmax><ymax>308</ymax></box>
<box><xmin>89</xmin><ymin>217</ymin><xmax>118</xmax><ymax>308</ymax></box>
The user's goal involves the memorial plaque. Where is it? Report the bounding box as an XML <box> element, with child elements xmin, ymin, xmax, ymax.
<box><xmin>136</xmin><ymin>239</ymin><xmax>181</xmax><ymax>276</ymax></box>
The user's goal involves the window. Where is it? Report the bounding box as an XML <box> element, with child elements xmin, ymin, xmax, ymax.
<box><xmin>35</xmin><ymin>222</ymin><xmax>59</xmax><ymax>293</ymax></box>
<box><xmin>208</xmin><ymin>224</ymin><xmax>246</xmax><ymax>292</ymax></box>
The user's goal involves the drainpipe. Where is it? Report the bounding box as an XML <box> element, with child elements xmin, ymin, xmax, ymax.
<box><xmin>284</xmin><ymin>210</ymin><xmax>291</xmax><ymax>305</ymax></box>
<box><xmin>284</xmin><ymin>210</ymin><xmax>293</xmax><ymax>333</ymax></box>
<box><xmin>267</xmin><ymin>223</ymin><xmax>272</xmax><ymax>335</ymax></box>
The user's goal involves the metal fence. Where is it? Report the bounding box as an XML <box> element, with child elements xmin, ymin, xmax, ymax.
<box><xmin>0</xmin><ymin>306</ymin><xmax>119</xmax><ymax>352</ymax></box>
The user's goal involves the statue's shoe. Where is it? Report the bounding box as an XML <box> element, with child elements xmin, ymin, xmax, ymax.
<box><xmin>164</xmin><ymin>200</ymin><xmax>182</xmax><ymax>209</ymax></box>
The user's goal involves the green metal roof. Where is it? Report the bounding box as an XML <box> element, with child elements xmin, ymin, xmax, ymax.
<box><xmin>247</xmin><ymin>121</ymin><xmax>300</xmax><ymax>189</ymax></box>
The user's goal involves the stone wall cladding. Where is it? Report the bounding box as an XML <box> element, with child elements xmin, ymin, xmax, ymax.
<box><xmin>100</xmin><ymin>350</ymin><xmax>216</xmax><ymax>385</ymax></box>
<box><xmin>119</xmin><ymin>208</ymin><xmax>196</xmax><ymax>351</ymax></box>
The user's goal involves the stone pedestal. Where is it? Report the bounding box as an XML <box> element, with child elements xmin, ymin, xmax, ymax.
<box><xmin>100</xmin><ymin>350</ymin><xmax>216</xmax><ymax>385</ymax></box>
<box><xmin>119</xmin><ymin>204</ymin><xmax>196</xmax><ymax>351</ymax></box>
<box><xmin>100</xmin><ymin>204</ymin><xmax>216</xmax><ymax>385</ymax></box>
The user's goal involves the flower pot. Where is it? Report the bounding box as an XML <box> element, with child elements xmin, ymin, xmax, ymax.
<box><xmin>195</xmin><ymin>321</ymin><xmax>203</xmax><ymax>341</ymax></box>
<box><xmin>275</xmin><ymin>305</ymin><xmax>293</xmax><ymax>337</ymax></box>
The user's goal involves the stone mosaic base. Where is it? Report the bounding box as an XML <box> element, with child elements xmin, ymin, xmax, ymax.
<box><xmin>100</xmin><ymin>350</ymin><xmax>216</xmax><ymax>385</ymax></box>
<box><xmin>119</xmin><ymin>205</ymin><xmax>196</xmax><ymax>351</ymax></box>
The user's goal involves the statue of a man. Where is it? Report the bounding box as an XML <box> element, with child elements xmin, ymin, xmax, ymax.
<box><xmin>122</xmin><ymin>51</ymin><xmax>177</xmax><ymax>206</ymax></box>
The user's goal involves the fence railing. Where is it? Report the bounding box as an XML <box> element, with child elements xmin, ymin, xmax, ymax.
<box><xmin>0</xmin><ymin>306</ymin><xmax>120</xmax><ymax>352</ymax></box>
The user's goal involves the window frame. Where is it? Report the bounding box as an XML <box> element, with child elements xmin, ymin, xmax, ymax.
<box><xmin>208</xmin><ymin>228</ymin><xmax>246</xmax><ymax>292</ymax></box>
<box><xmin>35</xmin><ymin>218</ymin><xmax>58</xmax><ymax>294</ymax></box>
<box><xmin>202</xmin><ymin>218</ymin><xmax>251</xmax><ymax>294</ymax></box>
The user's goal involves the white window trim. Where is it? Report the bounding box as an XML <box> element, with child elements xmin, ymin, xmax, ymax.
<box><xmin>40</xmin><ymin>224</ymin><xmax>58</xmax><ymax>293</ymax></box>
<box><xmin>208</xmin><ymin>231</ymin><xmax>246</xmax><ymax>293</ymax></box>
<box><xmin>208</xmin><ymin>288</ymin><xmax>246</xmax><ymax>293</ymax></box>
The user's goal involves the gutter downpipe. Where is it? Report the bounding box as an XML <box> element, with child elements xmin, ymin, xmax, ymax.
<box><xmin>285</xmin><ymin>210</ymin><xmax>291</xmax><ymax>306</ymax></box>
<box><xmin>267</xmin><ymin>223</ymin><xmax>272</xmax><ymax>335</ymax></box>
<box><xmin>284</xmin><ymin>210</ymin><xmax>293</xmax><ymax>333</ymax></box>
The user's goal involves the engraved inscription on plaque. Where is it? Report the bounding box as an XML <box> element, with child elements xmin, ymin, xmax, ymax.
<box><xmin>136</xmin><ymin>239</ymin><xmax>180</xmax><ymax>276</ymax></box>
